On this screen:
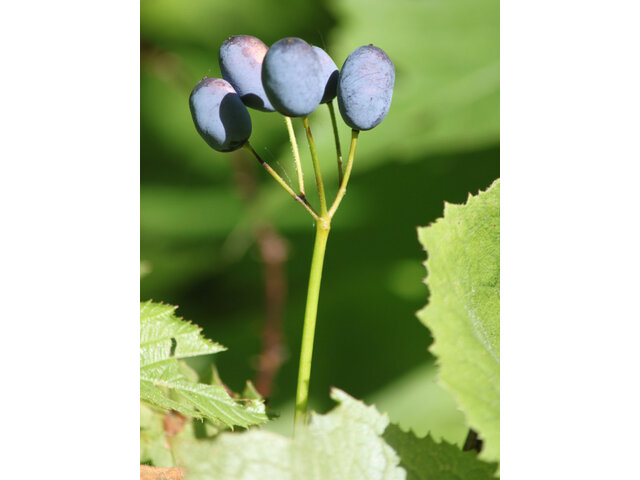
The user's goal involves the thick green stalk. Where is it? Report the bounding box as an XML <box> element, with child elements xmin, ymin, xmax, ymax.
<box><xmin>294</xmin><ymin>218</ymin><xmax>331</xmax><ymax>429</ymax></box>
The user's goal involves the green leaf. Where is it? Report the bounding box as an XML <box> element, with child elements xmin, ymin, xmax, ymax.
<box><xmin>368</xmin><ymin>362</ymin><xmax>468</xmax><ymax>445</ymax></box>
<box><xmin>140</xmin><ymin>301</ymin><xmax>268</xmax><ymax>428</ymax></box>
<box><xmin>417</xmin><ymin>179</ymin><xmax>500</xmax><ymax>462</ymax></box>
<box><xmin>383</xmin><ymin>424</ymin><xmax>497</xmax><ymax>480</ymax></box>
<box><xmin>171</xmin><ymin>389</ymin><xmax>405</xmax><ymax>480</ymax></box>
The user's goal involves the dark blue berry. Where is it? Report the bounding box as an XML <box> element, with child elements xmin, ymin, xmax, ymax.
<box><xmin>262</xmin><ymin>38</ymin><xmax>324</xmax><ymax>117</ymax></box>
<box><xmin>337</xmin><ymin>45</ymin><xmax>395</xmax><ymax>131</ymax></box>
<box><xmin>219</xmin><ymin>35</ymin><xmax>275</xmax><ymax>112</ymax></box>
<box><xmin>312</xmin><ymin>46</ymin><xmax>339</xmax><ymax>104</ymax></box>
<box><xmin>189</xmin><ymin>77</ymin><xmax>252</xmax><ymax>152</ymax></box>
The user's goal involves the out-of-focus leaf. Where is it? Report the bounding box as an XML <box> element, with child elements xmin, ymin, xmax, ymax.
<box><xmin>329</xmin><ymin>0</ymin><xmax>499</xmax><ymax>161</ymax></box>
<box><xmin>140</xmin><ymin>186</ymin><xmax>244</xmax><ymax>240</ymax></box>
<box><xmin>171</xmin><ymin>389</ymin><xmax>404</xmax><ymax>480</ymax></box>
<box><xmin>140</xmin><ymin>403</ymin><xmax>175</xmax><ymax>467</ymax></box>
<box><xmin>141</xmin><ymin>0</ymin><xmax>335</xmax><ymax>51</ymax></box>
<box><xmin>368</xmin><ymin>363</ymin><xmax>468</xmax><ymax>444</ymax></box>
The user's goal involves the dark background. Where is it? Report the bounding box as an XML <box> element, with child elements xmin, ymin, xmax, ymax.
<box><xmin>141</xmin><ymin>0</ymin><xmax>498</xmax><ymax>440</ymax></box>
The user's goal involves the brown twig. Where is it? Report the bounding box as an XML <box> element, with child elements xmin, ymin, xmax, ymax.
<box><xmin>253</xmin><ymin>224</ymin><xmax>288</xmax><ymax>397</ymax></box>
<box><xmin>163</xmin><ymin>411</ymin><xmax>187</xmax><ymax>448</ymax></box>
<box><xmin>232</xmin><ymin>154</ymin><xmax>289</xmax><ymax>398</ymax></box>
<box><xmin>140</xmin><ymin>465</ymin><xmax>184</xmax><ymax>480</ymax></box>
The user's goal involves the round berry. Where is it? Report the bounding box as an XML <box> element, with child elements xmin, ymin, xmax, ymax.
<box><xmin>337</xmin><ymin>45</ymin><xmax>395</xmax><ymax>131</ymax></box>
<box><xmin>189</xmin><ymin>77</ymin><xmax>252</xmax><ymax>152</ymax></box>
<box><xmin>312</xmin><ymin>46</ymin><xmax>339</xmax><ymax>104</ymax></box>
<box><xmin>219</xmin><ymin>35</ymin><xmax>275</xmax><ymax>112</ymax></box>
<box><xmin>262</xmin><ymin>38</ymin><xmax>324</xmax><ymax>117</ymax></box>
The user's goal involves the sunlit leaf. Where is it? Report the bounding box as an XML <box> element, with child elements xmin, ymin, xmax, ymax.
<box><xmin>140</xmin><ymin>301</ymin><xmax>267</xmax><ymax>428</ymax></box>
<box><xmin>171</xmin><ymin>389</ymin><xmax>405</xmax><ymax>480</ymax></box>
<box><xmin>417</xmin><ymin>179</ymin><xmax>500</xmax><ymax>462</ymax></box>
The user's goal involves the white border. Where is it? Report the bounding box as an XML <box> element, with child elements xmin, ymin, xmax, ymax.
<box><xmin>0</xmin><ymin>0</ymin><xmax>139</xmax><ymax>477</ymax></box>
<box><xmin>502</xmin><ymin>0</ymin><xmax>640</xmax><ymax>477</ymax></box>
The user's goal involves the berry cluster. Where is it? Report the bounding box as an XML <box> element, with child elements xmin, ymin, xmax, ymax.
<box><xmin>189</xmin><ymin>35</ymin><xmax>395</xmax><ymax>153</ymax></box>
<box><xmin>188</xmin><ymin>37</ymin><xmax>395</xmax><ymax>424</ymax></box>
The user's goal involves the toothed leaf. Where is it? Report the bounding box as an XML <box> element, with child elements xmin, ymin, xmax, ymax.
<box><xmin>383</xmin><ymin>424</ymin><xmax>497</xmax><ymax>479</ymax></box>
<box><xmin>417</xmin><ymin>179</ymin><xmax>500</xmax><ymax>462</ymax></box>
<box><xmin>171</xmin><ymin>389</ymin><xmax>405</xmax><ymax>480</ymax></box>
<box><xmin>140</xmin><ymin>301</ymin><xmax>267</xmax><ymax>428</ymax></box>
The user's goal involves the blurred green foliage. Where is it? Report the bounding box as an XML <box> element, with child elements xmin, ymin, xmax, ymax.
<box><xmin>141</xmin><ymin>0</ymin><xmax>498</xmax><ymax>444</ymax></box>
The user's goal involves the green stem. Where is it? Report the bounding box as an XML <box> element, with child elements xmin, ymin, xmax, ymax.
<box><xmin>328</xmin><ymin>129</ymin><xmax>359</xmax><ymax>218</ymax></box>
<box><xmin>327</xmin><ymin>102</ymin><xmax>343</xmax><ymax>186</ymax></box>
<box><xmin>291</xmin><ymin>125</ymin><xmax>359</xmax><ymax>432</ymax></box>
<box><xmin>244</xmin><ymin>142</ymin><xmax>319</xmax><ymax>220</ymax></box>
<box><xmin>294</xmin><ymin>218</ymin><xmax>331</xmax><ymax>429</ymax></box>
<box><xmin>284</xmin><ymin>116</ymin><xmax>305</xmax><ymax>196</ymax></box>
<box><xmin>302</xmin><ymin>116</ymin><xmax>328</xmax><ymax>216</ymax></box>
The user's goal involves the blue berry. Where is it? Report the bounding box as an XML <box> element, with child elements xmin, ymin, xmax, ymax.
<box><xmin>219</xmin><ymin>35</ymin><xmax>275</xmax><ymax>112</ymax></box>
<box><xmin>189</xmin><ymin>77</ymin><xmax>252</xmax><ymax>152</ymax></box>
<box><xmin>262</xmin><ymin>38</ymin><xmax>324</xmax><ymax>117</ymax></box>
<box><xmin>337</xmin><ymin>45</ymin><xmax>395</xmax><ymax>131</ymax></box>
<box><xmin>312</xmin><ymin>46</ymin><xmax>339</xmax><ymax>104</ymax></box>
